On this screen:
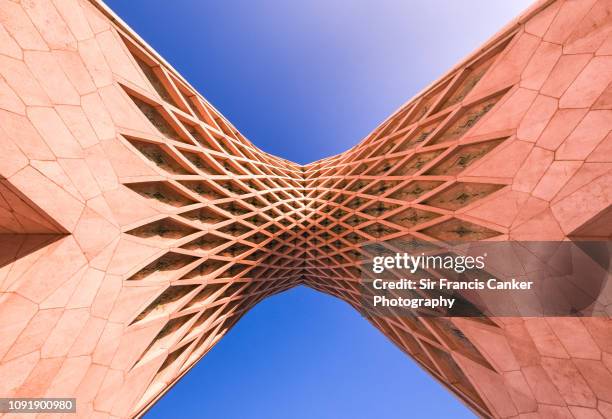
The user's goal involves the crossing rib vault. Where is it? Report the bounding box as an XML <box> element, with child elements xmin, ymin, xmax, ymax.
<box><xmin>0</xmin><ymin>0</ymin><xmax>611</xmax><ymax>417</ymax></box>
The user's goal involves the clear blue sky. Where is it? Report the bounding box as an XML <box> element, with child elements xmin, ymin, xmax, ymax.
<box><xmin>103</xmin><ymin>1</ymin><xmax>532</xmax><ymax>417</ymax></box>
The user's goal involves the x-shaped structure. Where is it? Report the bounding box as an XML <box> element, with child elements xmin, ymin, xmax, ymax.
<box><xmin>0</xmin><ymin>0</ymin><xmax>611</xmax><ymax>417</ymax></box>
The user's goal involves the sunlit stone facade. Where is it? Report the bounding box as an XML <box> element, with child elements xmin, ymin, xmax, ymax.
<box><xmin>0</xmin><ymin>0</ymin><xmax>611</xmax><ymax>417</ymax></box>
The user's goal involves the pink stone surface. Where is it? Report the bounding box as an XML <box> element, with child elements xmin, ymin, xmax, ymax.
<box><xmin>0</xmin><ymin>0</ymin><xmax>610</xmax><ymax>418</ymax></box>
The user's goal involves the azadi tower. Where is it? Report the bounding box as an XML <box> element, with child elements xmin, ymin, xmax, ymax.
<box><xmin>0</xmin><ymin>0</ymin><xmax>611</xmax><ymax>417</ymax></box>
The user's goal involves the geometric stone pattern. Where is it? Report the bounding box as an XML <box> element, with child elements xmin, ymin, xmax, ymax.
<box><xmin>0</xmin><ymin>0</ymin><xmax>611</xmax><ymax>417</ymax></box>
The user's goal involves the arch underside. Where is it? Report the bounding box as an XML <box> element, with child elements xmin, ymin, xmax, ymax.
<box><xmin>0</xmin><ymin>0</ymin><xmax>611</xmax><ymax>418</ymax></box>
